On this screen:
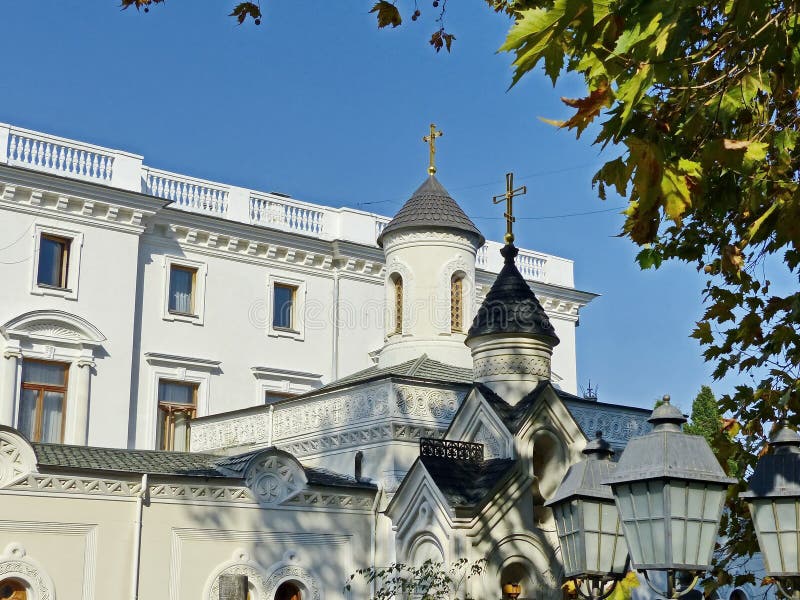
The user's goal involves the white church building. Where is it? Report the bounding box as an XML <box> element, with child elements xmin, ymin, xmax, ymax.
<box><xmin>0</xmin><ymin>123</ymin><xmax>658</xmax><ymax>600</ymax></box>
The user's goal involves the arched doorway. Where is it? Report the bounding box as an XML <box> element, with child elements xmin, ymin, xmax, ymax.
<box><xmin>0</xmin><ymin>579</ymin><xmax>27</xmax><ymax>600</ymax></box>
<box><xmin>275</xmin><ymin>581</ymin><xmax>302</xmax><ymax>600</ymax></box>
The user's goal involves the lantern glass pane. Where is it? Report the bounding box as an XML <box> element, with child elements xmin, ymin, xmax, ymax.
<box><xmin>776</xmin><ymin>499</ymin><xmax>800</xmax><ymax>573</ymax></box>
<box><xmin>554</xmin><ymin>500</ymin><xmax>584</xmax><ymax>577</ymax></box>
<box><xmin>751</xmin><ymin>499</ymin><xmax>782</xmax><ymax>574</ymax></box>
<box><xmin>599</xmin><ymin>502</ymin><xmax>627</xmax><ymax>575</ymax></box>
<box><xmin>617</xmin><ymin>481</ymin><xmax>666</xmax><ymax>567</ymax></box>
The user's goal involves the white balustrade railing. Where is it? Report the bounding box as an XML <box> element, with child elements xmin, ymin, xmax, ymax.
<box><xmin>5</xmin><ymin>127</ymin><xmax>115</xmax><ymax>183</ymax></box>
<box><xmin>249</xmin><ymin>193</ymin><xmax>327</xmax><ymax>236</ymax></box>
<box><xmin>145</xmin><ymin>168</ymin><xmax>229</xmax><ymax>216</ymax></box>
<box><xmin>476</xmin><ymin>240</ymin><xmax>547</xmax><ymax>282</ymax></box>
<box><xmin>375</xmin><ymin>218</ymin><xmax>389</xmax><ymax>240</ymax></box>
<box><xmin>0</xmin><ymin>122</ymin><xmax>561</xmax><ymax>284</ymax></box>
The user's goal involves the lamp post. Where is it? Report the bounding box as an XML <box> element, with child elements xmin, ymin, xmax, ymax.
<box><xmin>546</xmin><ymin>432</ymin><xmax>629</xmax><ymax>600</ymax></box>
<box><xmin>742</xmin><ymin>423</ymin><xmax>800</xmax><ymax>600</ymax></box>
<box><xmin>603</xmin><ymin>396</ymin><xmax>736</xmax><ymax>599</ymax></box>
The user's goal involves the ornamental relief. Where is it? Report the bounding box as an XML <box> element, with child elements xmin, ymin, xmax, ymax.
<box><xmin>394</xmin><ymin>385</ymin><xmax>463</xmax><ymax>422</ymax></box>
<box><xmin>244</xmin><ymin>453</ymin><xmax>306</xmax><ymax>506</ymax></box>
<box><xmin>0</xmin><ymin>544</ymin><xmax>55</xmax><ymax>600</ymax></box>
<box><xmin>383</xmin><ymin>229</ymin><xmax>479</xmax><ymax>249</ymax></box>
<box><xmin>0</xmin><ymin>433</ymin><xmax>36</xmax><ymax>488</ymax></box>
<box><xmin>566</xmin><ymin>407</ymin><xmax>651</xmax><ymax>445</ymax></box>
<box><xmin>471</xmin><ymin>423</ymin><xmax>503</xmax><ymax>459</ymax></box>
<box><xmin>264</xmin><ymin>565</ymin><xmax>320</xmax><ymax>600</ymax></box>
<box><xmin>272</xmin><ymin>386</ymin><xmax>389</xmax><ymax>440</ymax></box>
<box><xmin>18</xmin><ymin>322</ymin><xmax>83</xmax><ymax>340</ymax></box>
<box><xmin>473</xmin><ymin>355</ymin><xmax>550</xmax><ymax>378</ymax></box>
<box><xmin>190</xmin><ymin>413</ymin><xmax>271</xmax><ymax>452</ymax></box>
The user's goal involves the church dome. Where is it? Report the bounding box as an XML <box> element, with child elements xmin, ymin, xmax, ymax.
<box><xmin>377</xmin><ymin>175</ymin><xmax>484</xmax><ymax>247</ymax></box>
<box><xmin>467</xmin><ymin>243</ymin><xmax>559</xmax><ymax>344</ymax></box>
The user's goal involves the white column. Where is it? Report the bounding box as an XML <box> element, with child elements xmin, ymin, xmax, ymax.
<box><xmin>1</xmin><ymin>346</ymin><xmax>22</xmax><ymax>427</ymax></box>
<box><xmin>69</xmin><ymin>356</ymin><xmax>94</xmax><ymax>445</ymax></box>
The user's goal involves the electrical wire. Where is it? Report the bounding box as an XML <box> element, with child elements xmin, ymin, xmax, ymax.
<box><xmin>472</xmin><ymin>206</ymin><xmax>625</xmax><ymax>220</ymax></box>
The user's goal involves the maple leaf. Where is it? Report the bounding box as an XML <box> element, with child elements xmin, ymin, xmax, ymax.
<box><xmin>370</xmin><ymin>1</ymin><xmax>402</xmax><ymax>28</ymax></box>
<box><xmin>558</xmin><ymin>83</ymin><xmax>613</xmax><ymax>136</ymax></box>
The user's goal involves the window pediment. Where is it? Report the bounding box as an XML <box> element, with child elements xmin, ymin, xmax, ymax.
<box><xmin>1</xmin><ymin>310</ymin><xmax>105</xmax><ymax>348</ymax></box>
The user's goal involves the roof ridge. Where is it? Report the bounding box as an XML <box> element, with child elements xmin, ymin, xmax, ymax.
<box><xmin>406</xmin><ymin>353</ymin><xmax>429</xmax><ymax>377</ymax></box>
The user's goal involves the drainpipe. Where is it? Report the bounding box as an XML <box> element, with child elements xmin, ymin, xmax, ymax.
<box><xmin>331</xmin><ymin>268</ymin><xmax>340</xmax><ymax>381</ymax></box>
<box><xmin>370</xmin><ymin>484</ymin><xmax>383</xmax><ymax>599</ymax></box>
<box><xmin>131</xmin><ymin>473</ymin><xmax>148</xmax><ymax>600</ymax></box>
<box><xmin>268</xmin><ymin>404</ymin><xmax>274</xmax><ymax>447</ymax></box>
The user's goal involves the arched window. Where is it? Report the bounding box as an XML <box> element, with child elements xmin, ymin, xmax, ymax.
<box><xmin>391</xmin><ymin>275</ymin><xmax>403</xmax><ymax>334</ymax></box>
<box><xmin>0</xmin><ymin>579</ymin><xmax>27</xmax><ymax>600</ymax></box>
<box><xmin>275</xmin><ymin>581</ymin><xmax>302</xmax><ymax>600</ymax></box>
<box><xmin>451</xmin><ymin>274</ymin><xmax>464</xmax><ymax>332</ymax></box>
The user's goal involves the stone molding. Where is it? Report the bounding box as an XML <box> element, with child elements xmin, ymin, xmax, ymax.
<box><xmin>10</xmin><ymin>475</ymin><xmax>141</xmax><ymax>497</ymax></box>
<box><xmin>244</xmin><ymin>451</ymin><xmax>307</xmax><ymax>506</ymax></box>
<box><xmin>565</xmin><ymin>405</ymin><xmax>652</xmax><ymax>447</ymax></box>
<box><xmin>273</xmin><ymin>385</ymin><xmax>390</xmax><ymax>440</ymax></box>
<box><xmin>264</xmin><ymin>564</ymin><xmax>321</xmax><ymax>600</ymax></box>
<box><xmin>382</xmin><ymin>229</ymin><xmax>480</xmax><ymax>252</ymax></box>
<box><xmin>192</xmin><ymin>382</ymin><xmax>461</xmax><ymax>454</ymax></box>
<box><xmin>0</xmin><ymin>543</ymin><xmax>56</xmax><ymax>600</ymax></box>
<box><xmin>205</xmin><ymin>550</ymin><xmax>269</xmax><ymax>600</ymax></box>
<box><xmin>0</xmin><ymin>429</ymin><xmax>37</xmax><ymax>489</ymax></box>
<box><xmin>473</xmin><ymin>355</ymin><xmax>551</xmax><ymax>379</ymax></box>
<box><xmin>1</xmin><ymin>310</ymin><xmax>106</xmax><ymax>348</ymax></box>
<box><xmin>0</xmin><ymin>179</ymin><xmax>149</xmax><ymax>234</ymax></box>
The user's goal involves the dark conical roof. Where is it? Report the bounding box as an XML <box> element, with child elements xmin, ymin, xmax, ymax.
<box><xmin>376</xmin><ymin>175</ymin><xmax>484</xmax><ymax>247</ymax></box>
<box><xmin>466</xmin><ymin>244</ymin><xmax>559</xmax><ymax>344</ymax></box>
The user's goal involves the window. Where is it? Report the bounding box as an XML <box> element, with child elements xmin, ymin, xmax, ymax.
<box><xmin>168</xmin><ymin>265</ymin><xmax>197</xmax><ymax>315</ymax></box>
<box><xmin>31</xmin><ymin>225</ymin><xmax>83</xmax><ymax>300</ymax></box>
<box><xmin>18</xmin><ymin>360</ymin><xmax>68</xmax><ymax>443</ymax></box>
<box><xmin>273</xmin><ymin>283</ymin><xmax>297</xmax><ymax>331</ymax></box>
<box><xmin>392</xmin><ymin>275</ymin><xmax>403</xmax><ymax>334</ymax></box>
<box><xmin>162</xmin><ymin>256</ymin><xmax>207</xmax><ymax>324</ymax></box>
<box><xmin>37</xmin><ymin>234</ymin><xmax>71</xmax><ymax>289</ymax></box>
<box><xmin>157</xmin><ymin>380</ymin><xmax>197</xmax><ymax>451</ymax></box>
<box><xmin>275</xmin><ymin>582</ymin><xmax>302</xmax><ymax>600</ymax></box>
<box><xmin>0</xmin><ymin>579</ymin><xmax>27</xmax><ymax>600</ymax></box>
<box><xmin>451</xmin><ymin>275</ymin><xmax>464</xmax><ymax>332</ymax></box>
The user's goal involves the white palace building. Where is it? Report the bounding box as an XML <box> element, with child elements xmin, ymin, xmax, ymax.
<box><xmin>0</xmin><ymin>123</ymin><xmax>666</xmax><ymax>600</ymax></box>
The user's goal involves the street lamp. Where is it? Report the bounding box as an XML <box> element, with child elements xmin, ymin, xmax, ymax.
<box><xmin>742</xmin><ymin>423</ymin><xmax>800</xmax><ymax>599</ymax></box>
<box><xmin>546</xmin><ymin>432</ymin><xmax>629</xmax><ymax>599</ymax></box>
<box><xmin>603</xmin><ymin>396</ymin><xmax>736</xmax><ymax>599</ymax></box>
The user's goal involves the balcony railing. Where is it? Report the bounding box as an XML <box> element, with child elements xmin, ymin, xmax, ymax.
<box><xmin>0</xmin><ymin>122</ymin><xmax>567</xmax><ymax>283</ymax></box>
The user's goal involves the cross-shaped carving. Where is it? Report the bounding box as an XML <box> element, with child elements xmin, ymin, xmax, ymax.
<box><xmin>492</xmin><ymin>172</ymin><xmax>527</xmax><ymax>244</ymax></box>
<box><xmin>422</xmin><ymin>123</ymin><xmax>443</xmax><ymax>175</ymax></box>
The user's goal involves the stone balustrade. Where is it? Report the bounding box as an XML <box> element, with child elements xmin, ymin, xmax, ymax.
<box><xmin>0</xmin><ymin>122</ymin><xmax>571</xmax><ymax>283</ymax></box>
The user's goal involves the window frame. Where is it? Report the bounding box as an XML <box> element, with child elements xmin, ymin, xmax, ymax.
<box><xmin>162</xmin><ymin>256</ymin><xmax>207</xmax><ymax>325</ymax></box>
<box><xmin>167</xmin><ymin>264</ymin><xmax>198</xmax><ymax>316</ymax></box>
<box><xmin>390</xmin><ymin>273</ymin><xmax>403</xmax><ymax>335</ymax></box>
<box><xmin>450</xmin><ymin>274</ymin><xmax>464</xmax><ymax>333</ymax></box>
<box><xmin>30</xmin><ymin>224</ymin><xmax>83</xmax><ymax>300</ymax></box>
<box><xmin>267</xmin><ymin>274</ymin><xmax>306</xmax><ymax>341</ymax></box>
<box><xmin>18</xmin><ymin>358</ymin><xmax>69</xmax><ymax>444</ymax></box>
<box><xmin>156</xmin><ymin>379</ymin><xmax>198</xmax><ymax>451</ymax></box>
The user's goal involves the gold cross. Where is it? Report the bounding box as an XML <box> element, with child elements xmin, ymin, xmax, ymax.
<box><xmin>492</xmin><ymin>172</ymin><xmax>527</xmax><ymax>244</ymax></box>
<box><xmin>422</xmin><ymin>123</ymin><xmax>443</xmax><ymax>175</ymax></box>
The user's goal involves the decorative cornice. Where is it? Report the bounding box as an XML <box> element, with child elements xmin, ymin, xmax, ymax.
<box><xmin>143</xmin><ymin>352</ymin><xmax>221</xmax><ymax>371</ymax></box>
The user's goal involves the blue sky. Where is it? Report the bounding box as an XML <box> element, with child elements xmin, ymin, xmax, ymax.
<box><xmin>0</xmin><ymin>1</ymin><xmax>742</xmax><ymax>411</ymax></box>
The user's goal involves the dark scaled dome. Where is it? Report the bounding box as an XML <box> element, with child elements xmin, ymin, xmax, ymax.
<box><xmin>467</xmin><ymin>244</ymin><xmax>559</xmax><ymax>344</ymax></box>
<box><xmin>376</xmin><ymin>175</ymin><xmax>484</xmax><ymax>247</ymax></box>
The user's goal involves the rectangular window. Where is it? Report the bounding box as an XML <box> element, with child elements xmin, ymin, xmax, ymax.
<box><xmin>273</xmin><ymin>284</ymin><xmax>297</xmax><ymax>330</ymax></box>
<box><xmin>168</xmin><ymin>265</ymin><xmax>197</xmax><ymax>315</ymax></box>
<box><xmin>18</xmin><ymin>360</ymin><xmax>68</xmax><ymax>443</ymax></box>
<box><xmin>157</xmin><ymin>380</ymin><xmax>197</xmax><ymax>451</ymax></box>
<box><xmin>37</xmin><ymin>234</ymin><xmax>71</xmax><ymax>289</ymax></box>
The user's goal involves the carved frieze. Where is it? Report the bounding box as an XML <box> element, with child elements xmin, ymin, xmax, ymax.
<box><xmin>394</xmin><ymin>385</ymin><xmax>463</xmax><ymax>422</ymax></box>
<box><xmin>191</xmin><ymin>412</ymin><xmax>271</xmax><ymax>452</ymax></box>
<box><xmin>272</xmin><ymin>385</ymin><xmax>390</xmax><ymax>440</ymax></box>
<box><xmin>473</xmin><ymin>355</ymin><xmax>550</xmax><ymax>379</ymax></box>
<box><xmin>244</xmin><ymin>453</ymin><xmax>306</xmax><ymax>506</ymax></box>
<box><xmin>565</xmin><ymin>405</ymin><xmax>651</xmax><ymax>446</ymax></box>
<box><xmin>264</xmin><ymin>565</ymin><xmax>320</xmax><ymax>600</ymax></box>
